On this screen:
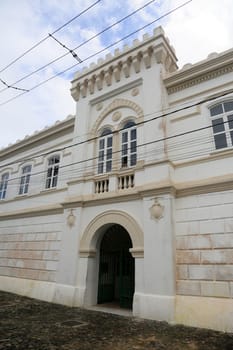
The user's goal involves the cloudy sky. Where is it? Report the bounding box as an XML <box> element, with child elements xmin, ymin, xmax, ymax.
<box><xmin>0</xmin><ymin>0</ymin><xmax>232</xmax><ymax>149</ymax></box>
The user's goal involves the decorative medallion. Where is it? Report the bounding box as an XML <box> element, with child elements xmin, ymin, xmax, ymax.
<box><xmin>149</xmin><ymin>198</ymin><xmax>164</xmax><ymax>221</ymax></box>
<box><xmin>112</xmin><ymin>111</ymin><xmax>122</xmax><ymax>122</ymax></box>
<box><xmin>131</xmin><ymin>87</ymin><xmax>139</xmax><ymax>96</ymax></box>
<box><xmin>67</xmin><ymin>209</ymin><xmax>76</xmax><ymax>227</ymax></box>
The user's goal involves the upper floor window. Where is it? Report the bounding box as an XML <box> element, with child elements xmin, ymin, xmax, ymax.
<box><xmin>19</xmin><ymin>165</ymin><xmax>32</xmax><ymax>195</ymax></box>
<box><xmin>121</xmin><ymin>121</ymin><xmax>137</xmax><ymax>168</ymax></box>
<box><xmin>210</xmin><ymin>101</ymin><xmax>233</xmax><ymax>149</ymax></box>
<box><xmin>0</xmin><ymin>173</ymin><xmax>9</xmax><ymax>200</ymax></box>
<box><xmin>98</xmin><ymin>129</ymin><xmax>113</xmax><ymax>174</ymax></box>
<box><xmin>46</xmin><ymin>155</ymin><xmax>60</xmax><ymax>189</ymax></box>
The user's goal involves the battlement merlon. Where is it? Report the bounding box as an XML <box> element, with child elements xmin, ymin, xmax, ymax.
<box><xmin>70</xmin><ymin>26</ymin><xmax>178</xmax><ymax>102</ymax></box>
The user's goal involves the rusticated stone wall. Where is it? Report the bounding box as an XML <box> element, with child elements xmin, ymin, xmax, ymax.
<box><xmin>0</xmin><ymin>216</ymin><xmax>61</xmax><ymax>282</ymax></box>
<box><xmin>176</xmin><ymin>191</ymin><xmax>233</xmax><ymax>299</ymax></box>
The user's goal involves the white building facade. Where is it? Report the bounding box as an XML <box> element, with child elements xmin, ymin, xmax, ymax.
<box><xmin>0</xmin><ymin>27</ymin><xmax>233</xmax><ymax>332</ymax></box>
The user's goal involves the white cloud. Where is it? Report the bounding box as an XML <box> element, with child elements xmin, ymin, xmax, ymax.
<box><xmin>0</xmin><ymin>0</ymin><xmax>233</xmax><ymax>148</ymax></box>
<box><xmin>163</xmin><ymin>0</ymin><xmax>233</xmax><ymax>66</ymax></box>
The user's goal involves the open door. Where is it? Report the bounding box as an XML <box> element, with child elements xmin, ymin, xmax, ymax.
<box><xmin>98</xmin><ymin>225</ymin><xmax>134</xmax><ymax>309</ymax></box>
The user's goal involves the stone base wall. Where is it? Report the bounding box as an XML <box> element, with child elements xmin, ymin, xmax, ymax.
<box><xmin>175</xmin><ymin>191</ymin><xmax>233</xmax><ymax>331</ymax></box>
<box><xmin>175</xmin><ymin>295</ymin><xmax>233</xmax><ymax>332</ymax></box>
<box><xmin>176</xmin><ymin>191</ymin><xmax>233</xmax><ymax>299</ymax></box>
<box><xmin>0</xmin><ymin>215</ymin><xmax>62</xmax><ymax>283</ymax></box>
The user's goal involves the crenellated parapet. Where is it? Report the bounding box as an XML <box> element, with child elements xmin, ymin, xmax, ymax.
<box><xmin>70</xmin><ymin>26</ymin><xmax>178</xmax><ymax>102</ymax></box>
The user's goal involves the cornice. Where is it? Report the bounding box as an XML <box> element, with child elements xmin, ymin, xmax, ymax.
<box><xmin>0</xmin><ymin>115</ymin><xmax>75</xmax><ymax>160</ymax></box>
<box><xmin>172</xmin><ymin>144</ymin><xmax>233</xmax><ymax>168</ymax></box>
<box><xmin>62</xmin><ymin>181</ymin><xmax>176</xmax><ymax>208</ymax></box>
<box><xmin>64</xmin><ymin>173</ymin><xmax>233</xmax><ymax>207</ymax></box>
<box><xmin>164</xmin><ymin>48</ymin><xmax>233</xmax><ymax>94</ymax></box>
<box><xmin>67</xmin><ymin>160</ymin><xmax>171</xmax><ymax>187</ymax></box>
<box><xmin>0</xmin><ymin>204</ymin><xmax>63</xmax><ymax>220</ymax></box>
<box><xmin>62</xmin><ymin>190</ymin><xmax>140</xmax><ymax>209</ymax></box>
<box><xmin>0</xmin><ymin>186</ymin><xmax>67</xmax><ymax>204</ymax></box>
<box><xmin>176</xmin><ymin>176</ymin><xmax>233</xmax><ymax>198</ymax></box>
<box><xmin>1</xmin><ymin>175</ymin><xmax>233</xmax><ymax>219</ymax></box>
<box><xmin>70</xmin><ymin>27</ymin><xmax>178</xmax><ymax>102</ymax></box>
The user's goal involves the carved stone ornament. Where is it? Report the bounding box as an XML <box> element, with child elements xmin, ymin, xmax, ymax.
<box><xmin>112</xmin><ymin>111</ymin><xmax>122</xmax><ymax>122</ymax></box>
<box><xmin>96</xmin><ymin>102</ymin><xmax>103</xmax><ymax>111</ymax></box>
<box><xmin>131</xmin><ymin>87</ymin><xmax>139</xmax><ymax>96</ymax></box>
<box><xmin>67</xmin><ymin>209</ymin><xmax>76</xmax><ymax>227</ymax></box>
<box><xmin>150</xmin><ymin>198</ymin><xmax>164</xmax><ymax>221</ymax></box>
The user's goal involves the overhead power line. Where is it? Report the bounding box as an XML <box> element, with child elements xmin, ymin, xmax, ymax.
<box><xmin>0</xmin><ymin>0</ymin><xmax>192</xmax><ymax>107</ymax></box>
<box><xmin>0</xmin><ymin>0</ymin><xmax>156</xmax><ymax>95</ymax></box>
<box><xmin>0</xmin><ymin>78</ymin><xmax>29</xmax><ymax>92</ymax></box>
<box><xmin>48</xmin><ymin>34</ymin><xmax>82</xmax><ymax>63</ymax></box>
<box><xmin>2</xmin><ymin>138</ymin><xmax>216</xmax><ymax>187</ymax></box>
<box><xmin>2</xmin><ymin>116</ymin><xmax>231</xmax><ymax>187</ymax></box>
<box><xmin>1</xmin><ymin>87</ymin><xmax>232</xmax><ymax>171</ymax></box>
<box><xmin>0</xmin><ymin>0</ymin><xmax>101</xmax><ymax>74</ymax></box>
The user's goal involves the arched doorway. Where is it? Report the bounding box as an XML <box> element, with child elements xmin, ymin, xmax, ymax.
<box><xmin>97</xmin><ymin>224</ymin><xmax>135</xmax><ymax>309</ymax></box>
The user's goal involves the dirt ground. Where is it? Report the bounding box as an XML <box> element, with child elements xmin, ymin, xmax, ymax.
<box><xmin>0</xmin><ymin>291</ymin><xmax>233</xmax><ymax>350</ymax></box>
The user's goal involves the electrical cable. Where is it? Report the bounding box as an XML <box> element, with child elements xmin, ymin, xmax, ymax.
<box><xmin>2</xmin><ymin>141</ymin><xmax>232</xmax><ymax>195</ymax></box>
<box><xmin>2</xmin><ymin>118</ymin><xmax>232</xmax><ymax>192</ymax></box>
<box><xmin>0</xmin><ymin>78</ymin><xmax>29</xmax><ymax>92</ymax></box>
<box><xmin>2</xmin><ymin>110</ymin><xmax>233</xmax><ymax>186</ymax></box>
<box><xmin>1</xmin><ymin>86</ymin><xmax>232</xmax><ymax>170</ymax></box>
<box><xmin>0</xmin><ymin>0</ymin><xmax>156</xmax><ymax>94</ymax></box>
<box><xmin>0</xmin><ymin>0</ymin><xmax>101</xmax><ymax>74</ymax></box>
<box><xmin>48</xmin><ymin>34</ymin><xmax>83</xmax><ymax>63</ymax></box>
<box><xmin>0</xmin><ymin>0</ymin><xmax>192</xmax><ymax>106</ymax></box>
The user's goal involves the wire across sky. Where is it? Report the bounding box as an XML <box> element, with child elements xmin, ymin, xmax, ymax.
<box><xmin>0</xmin><ymin>0</ymin><xmax>192</xmax><ymax>107</ymax></box>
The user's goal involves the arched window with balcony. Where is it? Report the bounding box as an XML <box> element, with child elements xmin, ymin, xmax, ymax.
<box><xmin>121</xmin><ymin>121</ymin><xmax>137</xmax><ymax>168</ymax></box>
<box><xmin>98</xmin><ymin>128</ymin><xmax>113</xmax><ymax>174</ymax></box>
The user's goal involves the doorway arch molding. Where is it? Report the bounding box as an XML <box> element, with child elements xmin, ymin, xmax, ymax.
<box><xmin>79</xmin><ymin>210</ymin><xmax>144</xmax><ymax>258</ymax></box>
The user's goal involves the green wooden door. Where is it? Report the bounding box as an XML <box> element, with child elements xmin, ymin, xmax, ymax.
<box><xmin>98</xmin><ymin>252</ymin><xmax>117</xmax><ymax>304</ymax></box>
<box><xmin>98</xmin><ymin>248</ymin><xmax>134</xmax><ymax>308</ymax></box>
<box><xmin>119</xmin><ymin>249</ymin><xmax>135</xmax><ymax>309</ymax></box>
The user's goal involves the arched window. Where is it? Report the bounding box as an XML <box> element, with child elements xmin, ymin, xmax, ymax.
<box><xmin>19</xmin><ymin>165</ymin><xmax>32</xmax><ymax>195</ymax></box>
<box><xmin>121</xmin><ymin>121</ymin><xmax>137</xmax><ymax>168</ymax></box>
<box><xmin>45</xmin><ymin>155</ymin><xmax>60</xmax><ymax>189</ymax></box>
<box><xmin>98</xmin><ymin>128</ymin><xmax>113</xmax><ymax>174</ymax></box>
<box><xmin>209</xmin><ymin>101</ymin><xmax>233</xmax><ymax>149</ymax></box>
<box><xmin>0</xmin><ymin>172</ymin><xmax>9</xmax><ymax>200</ymax></box>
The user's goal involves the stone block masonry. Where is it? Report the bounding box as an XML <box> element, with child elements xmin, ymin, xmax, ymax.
<box><xmin>176</xmin><ymin>192</ymin><xmax>233</xmax><ymax>299</ymax></box>
<box><xmin>0</xmin><ymin>223</ymin><xmax>61</xmax><ymax>283</ymax></box>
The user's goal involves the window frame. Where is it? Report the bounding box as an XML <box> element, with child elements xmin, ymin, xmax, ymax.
<box><xmin>0</xmin><ymin>172</ymin><xmax>9</xmax><ymax>200</ymax></box>
<box><xmin>209</xmin><ymin>101</ymin><xmax>233</xmax><ymax>150</ymax></box>
<box><xmin>45</xmin><ymin>155</ymin><xmax>60</xmax><ymax>189</ymax></box>
<box><xmin>19</xmin><ymin>165</ymin><xmax>32</xmax><ymax>195</ymax></box>
<box><xmin>121</xmin><ymin>121</ymin><xmax>137</xmax><ymax>168</ymax></box>
<box><xmin>97</xmin><ymin>128</ymin><xmax>113</xmax><ymax>174</ymax></box>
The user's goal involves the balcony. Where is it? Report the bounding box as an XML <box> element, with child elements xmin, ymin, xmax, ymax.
<box><xmin>118</xmin><ymin>174</ymin><xmax>134</xmax><ymax>190</ymax></box>
<box><xmin>94</xmin><ymin>172</ymin><xmax>135</xmax><ymax>194</ymax></box>
<box><xmin>94</xmin><ymin>178</ymin><xmax>109</xmax><ymax>194</ymax></box>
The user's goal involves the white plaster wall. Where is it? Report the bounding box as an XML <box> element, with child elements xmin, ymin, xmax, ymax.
<box><xmin>1</xmin><ymin>28</ymin><xmax>233</xmax><ymax>333</ymax></box>
<box><xmin>73</xmin><ymin>193</ymin><xmax>176</xmax><ymax>322</ymax></box>
<box><xmin>133</xmin><ymin>194</ymin><xmax>175</xmax><ymax>322</ymax></box>
<box><xmin>0</xmin><ymin>132</ymin><xmax>72</xmax><ymax>206</ymax></box>
<box><xmin>71</xmin><ymin>57</ymin><xmax>166</xmax><ymax>178</ymax></box>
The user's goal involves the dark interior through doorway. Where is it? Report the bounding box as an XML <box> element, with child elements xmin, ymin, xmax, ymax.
<box><xmin>97</xmin><ymin>224</ymin><xmax>135</xmax><ymax>309</ymax></box>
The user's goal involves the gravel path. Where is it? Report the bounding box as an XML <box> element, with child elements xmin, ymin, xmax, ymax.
<box><xmin>0</xmin><ymin>291</ymin><xmax>233</xmax><ymax>350</ymax></box>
